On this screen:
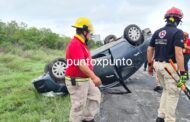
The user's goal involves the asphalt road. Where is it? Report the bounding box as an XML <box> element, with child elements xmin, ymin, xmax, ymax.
<box><xmin>95</xmin><ymin>68</ymin><xmax>190</xmax><ymax>122</ymax></box>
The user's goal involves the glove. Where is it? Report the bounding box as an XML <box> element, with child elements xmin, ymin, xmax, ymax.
<box><xmin>148</xmin><ymin>61</ymin><xmax>154</xmax><ymax>75</ymax></box>
<box><xmin>177</xmin><ymin>71</ymin><xmax>187</xmax><ymax>88</ymax></box>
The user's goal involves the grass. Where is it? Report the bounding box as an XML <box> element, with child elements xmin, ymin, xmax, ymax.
<box><xmin>0</xmin><ymin>48</ymin><xmax>70</xmax><ymax>122</ymax></box>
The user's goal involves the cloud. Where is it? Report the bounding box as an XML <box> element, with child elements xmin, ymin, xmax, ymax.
<box><xmin>0</xmin><ymin>0</ymin><xmax>189</xmax><ymax>39</ymax></box>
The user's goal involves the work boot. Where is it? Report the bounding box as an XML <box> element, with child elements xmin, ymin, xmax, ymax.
<box><xmin>154</xmin><ymin>86</ymin><xmax>163</xmax><ymax>91</ymax></box>
<box><xmin>82</xmin><ymin>119</ymin><xmax>95</xmax><ymax>122</ymax></box>
<box><xmin>156</xmin><ymin>117</ymin><xmax>164</xmax><ymax>122</ymax></box>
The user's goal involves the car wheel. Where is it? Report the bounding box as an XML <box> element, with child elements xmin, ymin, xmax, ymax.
<box><xmin>48</xmin><ymin>58</ymin><xmax>67</xmax><ymax>82</ymax></box>
<box><xmin>104</xmin><ymin>34</ymin><xmax>117</xmax><ymax>44</ymax></box>
<box><xmin>123</xmin><ymin>24</ymin><xmax>144</xmax><ymax>46</ymax></box>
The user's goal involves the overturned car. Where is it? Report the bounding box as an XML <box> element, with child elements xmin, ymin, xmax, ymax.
<box><xmin>33</xmin><ymin>24</ymin><xmax>152</xmax><ymax>95</ymax></box>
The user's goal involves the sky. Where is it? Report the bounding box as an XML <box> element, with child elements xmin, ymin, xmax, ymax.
<box><xmin>0</xmin><ymin>0</ymin><xmax>189</xmax><ymax>40</ymax></box>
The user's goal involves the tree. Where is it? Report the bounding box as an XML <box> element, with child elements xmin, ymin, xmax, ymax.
<box><xmin>0</xmin><ymin>20</ymin><xmax>100</xmax><ymax>50</ymax></box>
<box><xmin>96</xmin><ymin>41</ymin><xmax>103</xmax><ymax>47</ymax></box>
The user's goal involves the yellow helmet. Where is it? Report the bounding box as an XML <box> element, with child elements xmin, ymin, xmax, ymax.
<box><xmin>72</xmin><ymin>17</ymin><xmax>94</xmax><ymax>33</ymax></box>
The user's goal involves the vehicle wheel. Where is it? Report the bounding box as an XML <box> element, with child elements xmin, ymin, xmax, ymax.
<box><xmin>123</xmin><ymin>24</ymin><xmax>144</xmax><ymax>46</ymax></box>
<box><xmin>104</xmin><ymin>34</ymin><xmax>117</xmax><ymax>44</ymax></box>
<box><xmin>48</xmin><ymin>58</ymin><xmax>67</xmax><ymax>82</ymax></box>
<box><xmin>142</xmin><ymin>28</ymin><xmax>152</xmax><ymax>38</ymax></box>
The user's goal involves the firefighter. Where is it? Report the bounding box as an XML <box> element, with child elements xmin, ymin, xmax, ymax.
<box><xmin>147</xmin><ymin>7</ymin><xmax>187</xmax><ymax>122</ymax></box>
<box><xmin>183</xmin><ymin>32</ymin><xmax>190</xmax><ymax>79</ymax></box>
<box><xmin>65</xmin><ymin>17</ymin><xmax>101</xmax><ymax>122</ymax></box>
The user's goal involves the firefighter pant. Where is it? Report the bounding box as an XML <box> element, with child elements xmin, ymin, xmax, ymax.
<box><xmin>65</xmin><ymin>79</ymin><xmax>101</xmax><ymax>122</ymax></box>
<box><xmin>154</xmin><ymin>62</ymin><xmax>180</xmax><ymax>122</ymax></box>
<box><xmin>155</xmin><ymin>74</ymin><xmax>161</xmax><ymax>86</ymax></box>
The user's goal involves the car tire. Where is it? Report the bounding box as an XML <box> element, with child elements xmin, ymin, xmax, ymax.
<box><xmin>48</xmin><ymin>58</ymin><xmax>67</xmax><ymax>82</ymax></box>
<box><xmin>123</xmin><ymin>24</ymin><xmax>144</xmax><ymax>46</ymax></box>
<box><xmin>104</xmin><ymin>34</ymin><xmax>117</xmax><ymax>44</ymax></box>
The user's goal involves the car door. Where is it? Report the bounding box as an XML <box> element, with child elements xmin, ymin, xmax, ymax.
<box><xmin>92</xmin><ymin>43</ymin><xmax>122</xmax><ymax>86</ymax></box>
<box><xmin>109</xmin><ymin>38</ymin><xmax>145</xmax><ymax>80</ymax></box>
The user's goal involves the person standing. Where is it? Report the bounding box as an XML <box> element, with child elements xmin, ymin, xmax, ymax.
<box><xmin>144</xmin><ymin>60</ymin><xmax>163</xmax><ymax>92</ymax></box>
<box><xmin>144</xmin><ymin>60</ymin><xmax>148</xmax><ymax>71</ymax></box>
<box><xmin>65</xmin><ymin>17</ymin><xmax>101</xmax><ymax>122</ymax></box>
<box><xmin>147</xmin><ymin>7</ymin><xmax>187</xmax><ymax>122</ymax></box>
<box><xmin>183</xmin><ymin>32</ymin><xmax>190</xmax><ymax>79</ymax></box>
<box><xmin>153</xmin><ymin>75</ymin><xmax>163</xmax><ymax>92</ymax></box>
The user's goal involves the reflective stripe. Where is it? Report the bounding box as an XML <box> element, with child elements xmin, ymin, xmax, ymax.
<box><xmin>65</xmin><ymin>76</ymin><xmax>90</xmax><ymax>82</ymax></box>
<box><xmin>75</xmin><ymin>34</ymin><xmax>85</xmax><ymax>43</ymax></box>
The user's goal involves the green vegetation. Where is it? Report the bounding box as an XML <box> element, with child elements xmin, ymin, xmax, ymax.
<box><xmin>0</xmin><ymin>20</ymin><xmax>103</xmax><ymax>52</ymax></box>
<box><xmin>0</xmin><ymin>48</ymin><xmax>70</xmax><ymax>122</ymax></box>
<box><xmin>0</xmin><ymin>20</ymin><xmax>103</xmax><ymax>122</ymax></box>
<box><xmin>0</xmin><ymin>20</ymin><xmax>71</xmax><ymax>51</ymax></box>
